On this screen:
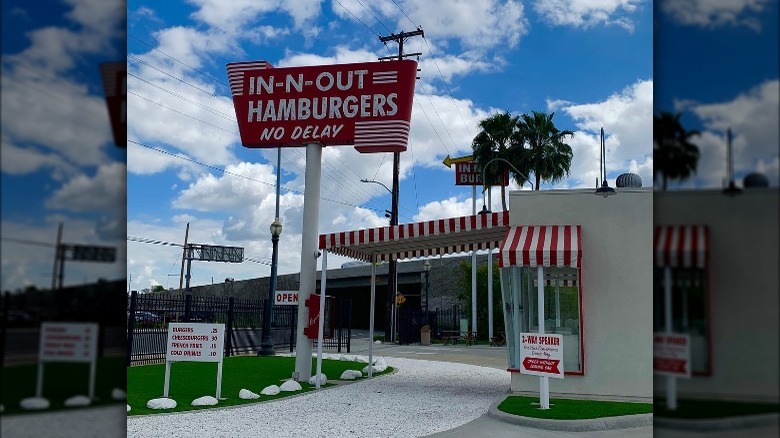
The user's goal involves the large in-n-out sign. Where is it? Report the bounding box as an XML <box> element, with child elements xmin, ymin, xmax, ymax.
<box><xmin>226</xmin><ymin>60</ymin><xmax>417</xmax><ymax>153</ymax></box>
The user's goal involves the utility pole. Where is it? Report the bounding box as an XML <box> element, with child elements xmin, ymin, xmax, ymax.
<box><xmin>378</xmin><ymin>28</ymin><xmax>424</xmax><ymax>342</ymax></box>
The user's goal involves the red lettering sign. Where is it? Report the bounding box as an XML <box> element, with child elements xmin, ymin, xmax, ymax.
<box><xmin>454</xmin><ymin>160</ymin><xmax>510</xmax><ymax>186</ymax></box>
<box><xmin>226</xmin><ymin>60</ymin><xmax>417</xmax><ymax>152</ymax></box>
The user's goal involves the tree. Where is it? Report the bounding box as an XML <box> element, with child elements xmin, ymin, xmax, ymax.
<box><xmin>514</xmin><ymin>111</ymin><xmax>574</xmax><ymax>190</ymax></box>
<box><xmin>472</xmin><ymin>111</ymin><xmax>520</xmax><ymax>211</ymax></box>
<box><xmin>653</xmin><ymin>111</ymin><xmax>701</xmax><ymax>190</ymax></box>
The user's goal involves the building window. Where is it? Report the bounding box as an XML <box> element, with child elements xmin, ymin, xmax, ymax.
<box><xmin>501</xmin><ymin>266</ymin><xmax>583</xmax><ymax>374</ymax></box>
<box><xmin>654</xmin><ymin>267</ymin><xmax>710</xmax><ymax>374</ymax></box>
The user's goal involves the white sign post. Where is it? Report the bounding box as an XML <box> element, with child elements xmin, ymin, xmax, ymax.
<box><xmin>164</xmin><ymin>323</ymin><xmax>225</xmax><ymax>399</ymax></box>
<box><xmin>274</xmin><ymin>290</ymin><xmax>299</xmax><ymax>306</ymax></box>
<box><xmin>37</xmin><ymin>322</ymin><xmax>99</xmax><ymax>399</ymax></box>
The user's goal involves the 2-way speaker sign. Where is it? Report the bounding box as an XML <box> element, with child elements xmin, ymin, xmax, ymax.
<box><xmin>226</xmin><ymin>60</ymin><xmax>417</xmax><ymax>153</ymax></box>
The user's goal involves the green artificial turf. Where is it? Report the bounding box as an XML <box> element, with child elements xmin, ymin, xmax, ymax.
<box><xmin>127</xmin><ymin>355</ymin><xmax>393</xmax><ymax>416</ymax></box>
<box><xmin>654</xmin><ymin>398</ymin><xmax>779</xmax><ymax>419</ymax></box>
<box><xmin>0</xmin><ymin>357</ymin><xmax>126</xmax><ymax>415</ymax></box>
<box><xmin>497</xmin><ymin>396</ymin><xmax>653</xmax><ymax>420</ymax></box>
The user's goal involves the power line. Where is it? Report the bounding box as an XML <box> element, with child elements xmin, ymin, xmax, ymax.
<box><xmin>126</xmin><ymin>236</ymin><xmax>272</xmax><ymax>265</ymax></box>
<box><xmin>391</xmin><ymin>0</ymin><xmax>417</xmax><ymax>28</ymax></box>
<box><xmin>332</xmin><ymin>0</ymin><xmax>382</xmax><ymax>37</ymax></box>
<box><xmin>128</xmin><ymin>72</ymin><xmax>235</xmax><ymax>120</ymax></box>
<box><xmin>1</xmin><ymin>237</ymin><xmax>56</xmax><ymax>247</ymax></box>
<box><xmin>128</xmin><ymin>90</ymin><xmax>237</xmax><ymax>134</ymax></box>
<box><xmin>128</xmin><ymin>139</ymin><xmax>383</xmax><ymax>212</ymax></box>
<box><xmin>353</xmin><ymin>0</ymin><xmax>393</xmax><ymax>34</ymax></box>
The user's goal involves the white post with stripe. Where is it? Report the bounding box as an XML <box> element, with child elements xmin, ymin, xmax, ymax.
<box><xmin>294</xmin><ymin>142</ymin><xmax>323</xmax><ymax>382</ymax></box>
<box><xmin>315</xmin><ymin>250</ymin><xmax>327</xmax><ymax>389</ymax></box>
<box><xmin>472</xmin><ymin>185</ymin><xmax>477</xmax><ymax>337</ymax></box>
<box><xmin>368</xmin><ymin>258</ymin><xmax>376</xmax><ymax>378</ymax></box>
<box><xmin>664</xmin><ymin>266</ymin><xmax>676</xmax><ymax>410</ymax></box>
<box><xmin>538</xmin><ymin>265</ymin><xmax>550</xmax><ymax>409</ymax></box>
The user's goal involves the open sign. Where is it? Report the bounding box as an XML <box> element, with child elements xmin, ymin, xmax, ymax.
<box><xmin>274</xmin><ymin>290</ymin><xmax>299</xmax><ymax>305</ymax></box>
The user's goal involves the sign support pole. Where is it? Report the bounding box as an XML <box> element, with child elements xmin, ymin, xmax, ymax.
<box><xmin>294</xmin><ymin>142</ymin><xmax>323</xmax><ymax>382</ymax></box>
<box><xmin>471</xmin><ymin>185</ymin><xmax>477</xmax><ymax>336</ymax></box>
<box><xmin>315</xmin><ymin>250</ymin><xmax>328</xmax><ymax>389</ymax></box>
<box><xmin>368</xmin><ymin>258</ymin><xmax>376</xmax><ymax>378</ymax></box>
<box><xmin>664</xmin><ymin>266</ymin><xmax>677</xmax><ymax>410</ymax></box>
<box><xmin>538</xmin><ymin>265</ymin><xmax>549</xmax><ymax>409</ymax></box>
<box><xmin>88</xmin><ymin>360</ymin><xmax>96</xmax><ymax>399</ymax></box>
<box><xmin>163</xmin><ymin>361</ymin><xmax>171</xmax><ymax>397</ymax></box>
<box><xmin>487</xmin><ymin>188</ymin><xmax>493</xmax><ymax>340</ymax></box>
<box><xmin>216</xmin><ymin>361</ymin><xmax>223</xmax><ymax>399</ymax></box>
<box><xmin>35</xmin><ymin>362</ymin><xmax>44</xmax><ymax>398</ymax></box>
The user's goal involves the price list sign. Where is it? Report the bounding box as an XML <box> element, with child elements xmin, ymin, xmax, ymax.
<box><xmin>164</xmin><ymin>323</ymin><xmax>226</xmax><ymax>399</ymax></box>
<box><xmin>37</xmin><ymin>322</ymin><xmax>99</xmax><ymax>398</ymax></box>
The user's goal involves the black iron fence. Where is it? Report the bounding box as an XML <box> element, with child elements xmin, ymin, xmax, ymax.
<box><xmin>1</xmin><ymin>281</ymin><xmax>126</xmax><ymax>367</ymax></box>
<box><xmin>126</xmin><ymin>292</ymin><xmax>352</xmax><ymax>366</ymax></box>
<box><xmin>433</xmin><ymin>305</ymin><xmax>465</xmax><ymax>338</ymax></box>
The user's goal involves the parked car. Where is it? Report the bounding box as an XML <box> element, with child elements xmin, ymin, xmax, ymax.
<box><xmin>129</xmin><ymin>311</ymin><xmax>162</xmax><ymax>327</ymax></box>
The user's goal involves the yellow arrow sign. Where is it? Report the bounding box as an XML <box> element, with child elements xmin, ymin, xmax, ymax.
<box><xmin>442</xmin><ymin>154</ymin><xmax>473</xmax><ymax>168</ymax></box>
<box><xmin>396</xmin><ymin>292</ymin><xmax>406</xmax><ymax>305</ymax></box>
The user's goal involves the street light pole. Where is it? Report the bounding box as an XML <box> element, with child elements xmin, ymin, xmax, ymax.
<box><xmin>478</xmin><ymin>157</ymin><xmax>534</xmax><ymax>215</ymax></box>
<box><xmin>423</xmin><ymin>260</ymin><xmax>431</xmax><ymax>326</ymax></box>
<box><xmin>361</xmin><ymin>178</ymin><xmax>397</xmax><ymax>342</ymax></box>
<box><xmin>259</xmin><ymin>148</ymin><xmax>283</xmax><ymax>356</ymax></box>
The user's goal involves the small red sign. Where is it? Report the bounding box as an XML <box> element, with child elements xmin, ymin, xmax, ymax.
<box><xmin>303</xmin><ymin>294</ymin><xmax>321</xmax><ymax>340</ymax></box>
<box><xmin>226</xmin><ymin>60</ymin><xmax>418</xmax><ymax>152</ymax></box>
<box><xmin>454</xmin><ymin>161</ymin><xmax>509</xmax><ymax>186</ymax></box>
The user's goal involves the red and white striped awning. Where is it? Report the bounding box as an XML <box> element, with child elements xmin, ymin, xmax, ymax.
<box><xmin>654</xmin><ymin>225</ymin><xmax>709</xmax><ymax>269</ymax></box>
<box><xmin>499</xmin><ymin>225</ymin><xmax>582</xmax><ymax>268</ymax></box>
<box><xmin>319</xmin><ymin>211</ymin><xmax>510</xmax><ymax>262</ymax></box>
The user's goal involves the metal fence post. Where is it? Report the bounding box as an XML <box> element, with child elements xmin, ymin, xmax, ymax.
<box><xmin>347</xmin><ymin>298</ymin><xmax>352</xmax><ymax>353</ymax></box>
<box><xmin>126</xmin><ymin>291</ymin><xmax>138</xmax><ymax>367</ymax></box>
<box><xmin>337</xmin><ymin>298</ymin><xmax>342</xmax><ymax>353</ymax></box>
<box><xmin>184</xmin><ymin>294</ymin><xmax>192</xmax><ymax>322</ymax></box>
<box><xmin>1</xmin><ymin>292</ymin><xmax>9</xmax><ymax>368</ymax></box>
<box><xmin>289</xmin><ymin>308</ymin><xmax>296</xmax><ymax>353</ymax></box>
<box><xmin>225</xmin><ymin>297</ymin><xmax>234</xmax><ymax>357</ymax></box>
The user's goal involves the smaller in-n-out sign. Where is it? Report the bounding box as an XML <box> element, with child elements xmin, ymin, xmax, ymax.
<box><xmin>454</xmin><ymin>161</ymin><xmax>509</xmax><ymax>187</ymax></box>
<box><xmin>274</xmin><ymin>290</ymin><xmax>299</xmax><ymax>305</ymax></box>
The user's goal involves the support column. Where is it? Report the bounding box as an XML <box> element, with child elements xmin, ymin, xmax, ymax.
<box><xmin>471</xmin><ymin>185</ymin><xmax>477</xmax><ymax>336</ymax></box>
<box><xmin>294</xmin><ymin>143</ymin><xmax>323</xmax><ymax>382</ymax></box>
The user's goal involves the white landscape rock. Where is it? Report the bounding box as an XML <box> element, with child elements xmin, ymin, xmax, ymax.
<box><xmin>308</xmin><ymin>373</ymin><xmax>327</xmax><ymax>385</ymax></box>
<box><xmin>191</xmin><ymin>396</ymin><xmax>218</xmax><ymax>406</ymax></box>
<box><xmin>64</xmin><ymin>395</ymin><xmax>92</xmax><ymax>407</ymax></box>
<box><xmin>111</xmin><ymin>388</ymin><xmax>126</xmax><ymax>400</ymax></box>
<box><xmin>127</xmin><ymin>404</ymin><xmax>131</xmax><ymax>412</ymax></box>
<box><xmin>0</xmin><ymin>404</ymin><xmax>4</xmax><ymax>413</ymax></box>
<box><xmin>354</xmin><ymin>355</ymin><xmax>370</xmax><ymax>363</ymax></box>
<box><xmin>261</xmin><ymin>385</ymin><xmax>280</xmax><ymax>396</ymax></box>
<box><xmin>339</xmin><ymin>355</ymin><xmax>355</xmax><ymax>361</ymax></box>
<box><xmin>375</xmin><ymin>340</ymin><xmax>382</xmax><ymax>344</ymax></box>
<box><xmin>339</xmin><ymin>370</ymin><xmax>362</xmax><ymax>380</ymax></box>
<box><xmin>146</xmin><ymin>398</ymin><xmax>177</xmax><ymax>410</ymax></box>
<box><xmin>20</xmin><ymin>397</ymin><xmax>50</xmax><ymax>410</ymax></box>
<box><xmin>279</xmin><ymin>380</ymin><xmax>302</xmax><ymax>392</ymax></box>
<box><xmin>239</xmin><ymin>389</ymin><xmax>260</xmax><ymax>400</ymax></box>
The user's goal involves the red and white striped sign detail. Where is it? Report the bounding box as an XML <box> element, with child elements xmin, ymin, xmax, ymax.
<box><xmin>654</xmin><ymin>225</ymin><xmax>708</xmax><ymax>269</ymax></box>
<box><xmin>225</xmin><ymin>61</ymin><xmax>273</xmax><ymax>96</ymax></box>
<box><xmin>353</xmin><ymin>120</ymin><xmax>410</xmax><ymax>152</ymax></box>
<box><xmin>499</xmin><ymin>225</ymin><xmax>581</xmax><ymax>268</ymax></box>
<box><xmin>319</xmin><ymin>211</ymin><xmax>510</xmax><ymax>262</ymax></box>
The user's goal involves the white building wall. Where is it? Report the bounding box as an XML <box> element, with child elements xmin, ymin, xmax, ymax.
<box><xmin>506</xmin><ymin>189</ymin><xmax>653</xmax><ymax>402</ymax></box>
<box><xmin>654</xmin><ymin>188</ymin><xmax>779</xmax><ymax>403</ymax></box>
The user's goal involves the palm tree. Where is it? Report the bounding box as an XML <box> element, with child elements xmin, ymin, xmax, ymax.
<box><xmin>472</xmin><ymin>111</ymin><xmax>520</xmax><ymax>211</ymax></box>
<box><xmin>513</xmin><ymin>111</ymin><xmax>574</xmax><ymax>190</ymax></box>
<box><xmin>653</xmin><ymin>112</ymin><xmax>700</xmax><ymax>190</ymax></box>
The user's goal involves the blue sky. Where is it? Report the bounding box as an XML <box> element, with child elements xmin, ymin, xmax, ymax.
<box><xmin>2</xmin><ymin>1</ymin><xmax>777</xmax><ymax>293</ymax></box>
<box><xmin>124</xmin><ymin>0</ymin><xmax>655</xmax><ymax>291</ymax></box>
<box><xmin>1</xmin><ymin>0</ymin><xmax>126</xmax><ymax>292</ymax></box>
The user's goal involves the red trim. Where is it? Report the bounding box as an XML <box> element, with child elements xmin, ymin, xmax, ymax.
<box><xmin>507</xmin><ymin>368</ymin><xmax>520</xmax><ymax>373</ymax></box>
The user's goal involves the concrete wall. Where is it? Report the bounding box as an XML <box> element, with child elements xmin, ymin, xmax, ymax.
<box><xmin>654</xmin><ymin>188</ymin><xmax>779</xmax><ymax>403</ymax></box>
<box><xmin>507</xmin><ymin>188</ymin><xmax>653</xmax><ymax>401</ymax></box>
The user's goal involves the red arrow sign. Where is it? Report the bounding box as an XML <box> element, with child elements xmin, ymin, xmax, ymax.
<box><xmin>522</xmin><ymin>357</ymin><xmax>561</xmax><ymax>374</ymax></box>
<box><xmin>653</xmin><ymin>358</ymin><xmax>687</xmax><ymax>374</ymax></box>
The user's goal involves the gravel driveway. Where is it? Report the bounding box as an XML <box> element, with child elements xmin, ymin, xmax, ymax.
<box><xmin>126</xmin><ymin>357</ymin><xmax>510</xmax><ymax>438</ymax></box>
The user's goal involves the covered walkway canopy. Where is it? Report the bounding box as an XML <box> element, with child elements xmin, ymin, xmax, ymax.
<box><xmin>316</xmin><ymin>211</ymin><xmax>510</xmax><ymax>377</ymax></box>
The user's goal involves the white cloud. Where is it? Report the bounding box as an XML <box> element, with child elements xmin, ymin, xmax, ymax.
<box><xmin>676</xmin><ymin>80</ymin><xmax>779</xmax><ymax>187</ymax></box>
<box><xmin>534</xmin><ymin>0</ymin><xmax>643</xmax><ymax>31</ymax></box>
<box><xmin>414</xmin><ymin>196</ymin><xmax>473</xmax><ymax>221</ymax></box>
<box><xmin>661</xmin><ymin>0</ymin><xmax>770</xmax><ymax>31</ymax></box>
<box><xmin>46</xmin><ymin>162</ymin><xmax>127</xmax><ymax>212</ymax></box>
<box><xmin>555</xmin><ymin>79</ymin><xmax>653</xmax><ymax>188</ymax></box>
<box><xmin>398</xmin><ymin>0</ymin><xmax>529</xmax><ymax>50</ymax></box>
<box><xmin>188</xmin><ymin>0</ymin><xmax>322</xmax><ymax>31</ymax></box>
